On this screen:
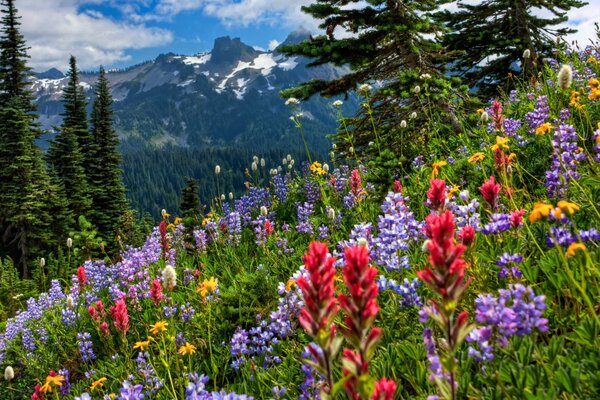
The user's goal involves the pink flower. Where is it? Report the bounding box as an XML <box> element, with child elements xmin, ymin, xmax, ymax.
<box><xmin>150</xmin><ymin>279</ymin><xmax>164</xmax><ymax>305</ymax></box>
<box><xmin>109</xmin><ymin>298</ymin><xmax>130</xmax><ymax>335</ymax></box>
<box><xmin>479</xmin><ymin>176</ymin><xmax>501</xmax><ymax>210</ymax></box>
<box><xmin>77</xmin><ymin>266</ymin><xmax>86</xmax><ymax>289</ymax></box>
<box><xmin>458</xmin><ymin>225</ymin><xmax>476</xmax><ymax>247</ymax></box>
<box><xmin>371</xmin><ymin>378</ymin><xmax>397</xmax><ymax>400</ymax></box>
<box><xmin>427</xmin><ymin>179</ymin><xmax>446</xmax><ymax>211</ymax></box>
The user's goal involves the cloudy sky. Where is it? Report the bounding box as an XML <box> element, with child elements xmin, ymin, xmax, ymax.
<box><xmin>13</xmin><ymin>0</ymin><xmax>600</xmax><ymax>72</ymax></box>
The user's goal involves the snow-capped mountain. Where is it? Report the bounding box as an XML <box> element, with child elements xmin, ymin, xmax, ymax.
<box><xmin>32</xmin><ymin>30</ymin><xmax>353</xmax><ymax>153</ymax></box>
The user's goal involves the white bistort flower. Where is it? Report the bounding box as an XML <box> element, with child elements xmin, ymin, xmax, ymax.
<box><xmin>557</xmin><ymin>64</ymin><xmax>573</xmax><ymax>91</ymax></box>
<box><xmin>285</xmin><ymin>97</ymin><xmax>300</xmax><ymax>106</ymax></box>
<box><xmin>162</xmin><ymin>264</ymin><xmax>177</xmax><ymax>291</ymax></box>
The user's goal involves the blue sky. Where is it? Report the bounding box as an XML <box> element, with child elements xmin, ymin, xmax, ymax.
<box><xmin>15</xmin><ymin>0</ymin><xmax>600</xmax><ymax>72</ymax></box>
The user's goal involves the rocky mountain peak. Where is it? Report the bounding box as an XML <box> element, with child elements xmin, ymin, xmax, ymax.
<box><xmin>209</xmin><ymin>36</ymin><xmax>260</xmax><ymax>69</ymax></box>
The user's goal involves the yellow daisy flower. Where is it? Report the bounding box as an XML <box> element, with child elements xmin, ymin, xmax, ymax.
<box><xmin>40</xmin><ymin>374</ymin><xmax>65</xmax><ymax>394</ymax></box>
<box><xmin>567</xmin><ymin>242</ymin><xmax>586</xmax><ymax>257</ymax></box>
<box><xmin>133</xmin><ymin>340</ymin><xmax>150</xmax><ymax>351</ymax></box>
<box><xmin>529</xmin><ymin>203</ymin><xmax>554</xmax><ymax>223</ymax></box>
<box><xmin>468</xmin><ymin>152</ymin><xmax>485</xmax><ymax>163</ymax></box>
<box><xmin>91</xmin><ymin>377</ymin><xmax>108</xmax><ymax>392</ymax></box>
<box><xmin>178</xmin><ymin>342</ymin><xmax>197</xmax><ymax>356</ymax></box>
<box><xmin>197</xmin><ymin>277</ymin><xmax>218</xmax><ymax>298</ymax></box>
<box><xmin>557</xmin><ymin>200</ymin><xmax>580</xmax><ymax>217</ymax></box>
<box><xmin>431</xmin><ymin>161</ymin><xmax>447</xmax><ymax>178</ymax></box>
<box><xmin>491</xmin><ymin>136</ymin><xmax>509</xmax><ymax>151</ymax></box>
<box><xmin>535</xmin><ymin>122</ymin><xmax>553</xmax><ymax>136</ymax></box>
<box><xmin>150</xmin><ymin>321</ymin><xmax>169</xmax><ymax>335</ymax></box>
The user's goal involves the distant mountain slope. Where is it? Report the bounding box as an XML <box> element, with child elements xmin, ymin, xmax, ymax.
<box><xmin>32</xmin><ymin>30</ymin><xmax>355</xmax><ymax>155</ymax></box>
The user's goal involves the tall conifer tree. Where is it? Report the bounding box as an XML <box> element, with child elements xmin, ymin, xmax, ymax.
<box><xmin>180</xmin><ymin>177</ymin><xmax>201</xmax><ymax>219</ymax></box>
<box><xmin>280</xmin><ymin>0</ymin><xmax>467</xmax><ymax>169</ymax></box>
<box><xmin>88</xmin><ymin>66</ymin><xmax>127</xmax><ymax>249</ymax></box>
<box><xmin>61</xmin><ymin>55</ymin><xmax>93</xmax><ymax>170</ymax></box>
<box><xmin>438</xmin><ymin>0</ymin><xmax>586</xmax><ymax>95</ymax></box>
<box><xmin>0</xmin><ymin>0</ymin><xmax>59</xmax><ymax>276</ymax></box>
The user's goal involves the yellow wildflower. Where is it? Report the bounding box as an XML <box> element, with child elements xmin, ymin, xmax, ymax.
<box><xmin>431</xmin><ymin>161</ymin><xmax>447</xmax><ymax>178</ymax></box>
<box><xmin>178</xmin><ymin>342</ymin><xmax>197</xmax><ymax>356</ymax></box>
<box><xmin>567</xmin><ymin>242</ymin><xmax>586</xmax><ymax>257</ymax></box>
<box><xmin>552</xmin><ymin>208</ymin><xmax>563</xmax><ymax>220</ymax></box>
<box><xmin>476</xmin><ymin>108</ymin><xmax>485</xmax><ymax>115</ymax></box>
<box><xmin>133</xmin><ymin>340</ymin><xmax>150</xmax><ymax>351</ymax></box>
<box><xmin>90</xmin><ymin>377</ymin><xmax>108</xmax><ymax>391</ymax></box>
<box><xmin>529</xmin><ymin>203</ymin><xmax>554</xmax><ymax>223</ymax></box>
<box><xmin>161</xmin><ymin>210</ymin><xmax>171</xmax><ymax>219</ymax></box>
<box><xmin>150</xmin><ymin>321</ymin><xmax>169</xmax><ymax>335</ymax></box>
<box><xmin>535</xmin><ymin>122</ymin><xmax>553</xmax><ymax>136</ymax></box>
<box><xmin>589</xmin><ymin>77</ymin><xmax>600</xmax><ymax>100</ymax></box>
<box><xmin>285</xmin><ymin>279</ymin><xmax>296</xmax><ymax>292</ymax></box>
<box><xmin>174</xmin><ymin>217</ymin><xmax>182</xmax><ymax>225</ymax></box>
<box><xmin>447</xmin><ymin>185</ymin><xmax>460</xmax><ymax>199</ymax></box>
<box><xmin>507</xmin><ymin>153</ymin><xmax>517</xmax><ymax>162</ymax></box>
<box><xmin>491</xmin><ymin>136</ymin><xmax>509</xmax><ymax>151</ymax></box>
<box><xmin>569</xmin><ymin>91</ymin><xmax>585</xmax><ymax>110</ymax></box>
<box><xmin>40</xmin><ymin>374</ymin><xmax>65</xmax><ymax>394</ymax></box>
<box><xmin>197</xmin><ymin>277</ymin><xmax>218</xmax><ymax>298</ymax></box>
<box><xmin>309</xmin><ymin>161</ymin><xmax>326</xmax><ymax>176</ymax></box>
<box><xmin>468</xmin><ymin>152</ymin><xmax>485</xmax><ymax>163</ymax></box>
<box><xmin>557</xmin><ymin>200</ymin><xmax>580</xmax><ymax>216</ymax></box>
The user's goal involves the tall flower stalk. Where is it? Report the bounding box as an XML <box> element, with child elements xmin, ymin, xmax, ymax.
<box><xmin>417</xmin><ymin>187</ymin><xmax>473</xmax><ymax>400</ymax></box>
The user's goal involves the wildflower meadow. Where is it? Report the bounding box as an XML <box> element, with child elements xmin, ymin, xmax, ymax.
<box><xmin>2</xmin><ymin>36</ymin><xmax>600</xmax><ymax>400</ymax></box>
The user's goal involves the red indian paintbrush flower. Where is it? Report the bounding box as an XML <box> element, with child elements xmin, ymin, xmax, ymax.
<box><xmin>350</xmin><ymin>169</ymin><xmax>362</xmax><ymax>197</ymax></box>
<box><xmin>77</xmin><ymin>266</ymin><xmax>86</xmax><ymax>289</ymax></box>
<box><xmin>297</xmin><ymin>242</ymin><xmax>339</xmax><ymax>396</ymax></box>
<box><xmin>150</xmin><ymin>279</ymin><xmax>164</xmax><ymax>305</ymax></box>
<box><xmin>417</xmin><ymin>211</ymin><xmax>473</xmax><ymax>400</ymax></box>
<box><xmin>109</xmin><ymin>298</ymin><xmax>130</xmax><ymax>335</ymax></box>
<box><xmin>510</xmin><ymin>209</ymin><xmax>525</xmax><ymax>228</ymax></box>
<box><xmin>159</xmin><ymin>220</ymin><xmax>170</xmax><ymax>259</ymax></box>
<box><xmin>297</xmin><ymin>242</ymin><xmax>338</xmax><ymax>337</ymax></box>
<box><xmin>339</xmin><ymin>245</ymin><xmax>383</xmax><ymax>399</ymax></box>
<box><xmin>427</xmin><ymin>179</ymin><xmax>446</xmax><ymax>212</ymax></box>
<box><xmin>479</xmin><ymin>176</ymin><xmax>501</xmax><ymax>210</ymax></box>
<box><xmin>371</xmin><ymin>378</ymin><xmax>397</xmax><ymax>400</ymax></box>
<box><xmin>457</xmin><ymin>225</ymin><xmax>475</xmax><ymax>247</ymax></box>
<box><xmin>393</xmin><ymin>180</ymin><xmax>403</xmax><ymax>194</ymax></box>
<box><xmin>491</xmin><ymin>100</ymin><xmax>504</xmax><ymax>131</ymax></box>
<box><xmin>417</xmin><ymin>211</ymin><xmax>471</xmax><ymax>303</ymax></box>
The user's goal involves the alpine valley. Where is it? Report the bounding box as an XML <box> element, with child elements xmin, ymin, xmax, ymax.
<box><xmin>31</xmin><ymin>29</ymin><xmax>354</xmax><ymax>217</ymax></box>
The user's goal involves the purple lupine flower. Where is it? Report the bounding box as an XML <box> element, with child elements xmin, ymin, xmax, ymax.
<box><xmin>77</xmin><ymin>332</ymin><xmax>96</xmax><ymax>362</ymax></box>
<box><xmin>296</xmin><ymin>202</ymin><xmax>314</xmax><ymax>234</ymax></box>
<box><xmin>371</xmin><ymin>192</ymin><xmax>421</xmax><ymax>271</ymax></box>
<box><xmin>304</xmin><ymin>181</ymin><xmax>321</xmax><ymax>205</ymax></box>
<box><xmin>546</xmin><ymin>121</ymin><xmax>586</xmax><ymax>198</ymax></box>
<box><xmin>136</xmin><ymin>352</ymin><xmax>163</xmax><ymax>394</ymax></box>
<box><xmin>546</xmin><ymin>226</ymin><xmax>577</xmax><ymax>248</ymax></box>
<box><xmin>412</xmin><ymin>155</ymin><xmax>425</xmax><ymax>170</ymax></box>
<box><xmin>467</xmin><ymin>284</ymin><xmax>548</xmax><ymax>363</ymax></box>
<box><xmin>272</xmin><ymin>173</ymin><xmax>291</xmax><ymax>203</ymax></box>
<box><xmin>118</xmin><ymin>380</ymin><xmax>145</xmax><ymax>400</ymax></box>
<box><xmin>481</xmin><ymin>213</ymin><xmax>512</xmax><ymax>235</ymax></box>
<box><xmin>496</xmin><ymin>253</ymin><xmax>524</xmax><ymax>278</ymax></box>
<box><xmin>317</xmin><ymin>225</ymin><xmax>329</xmax><ymax>240</ymax></box>
<box><xmin>580</xmin><ymin>228</ymin><xmax>600</xmax><ymax>242</ymax></box>
<box><xmin>377</xmin><ymin>276</ymin><xmax>422</xmax><ymax>307</ymax></box>
<box><xmin>525</xmin><ymin>95</ymin><xmax>550</xmax><ymax>134</ymax></box>
<box><xmin>194</xmin><ymin>229</ymin><xmax>208</xmax><ymax>253</ymax></box>
<box><xmin>59</xmin><ymin>369</ymin><xmax>71</xmax><ymax>396</ymax></box>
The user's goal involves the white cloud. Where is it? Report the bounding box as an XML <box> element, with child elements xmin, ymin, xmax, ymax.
<box><xmin>17</xmin><ymin>0</ymin><xmax>173</xmax><ymax>71</ymax></box>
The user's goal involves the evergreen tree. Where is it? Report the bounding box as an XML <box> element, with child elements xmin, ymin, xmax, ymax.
<box><xmin>88</xmin><ymin>66</ymin><xmax>127</xmax><ymax>250</ymax></box>
<box><xmin>61</xmin><ymin>55</ymin><xmax>93</xmax><ymax>170</ymax></box>
<box><xmin>0</xmin><ymin>0</ymin><xmax>58</xmax><ymax>277</ymax></box>
<box><xmin>0</xmin><ymin>104</ymin><xmax>53</xmax><ymax>277</ymax></box>
<box><xmin>180</xmin><ymin>177</ymin><xmax>201</xmax><ymax>219</ymax></box>
<box><xmin>438</xmin><ymin>0</ymin><xmax>586</xmax><ymax>95</ymax></box>
<box><xmin>280</xmin><ymin>0</ymin><xmax>467</xmax><ymax>169</ymax></box>
<box><xmin>46</xmin><ymin>125</ymin><xmax>91</xmax><ymax>218</ymax></box>
<box><xmin>0</xmin><ymin>0</ymin><xmax>35</xmax><ymax>115</ymax></box>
